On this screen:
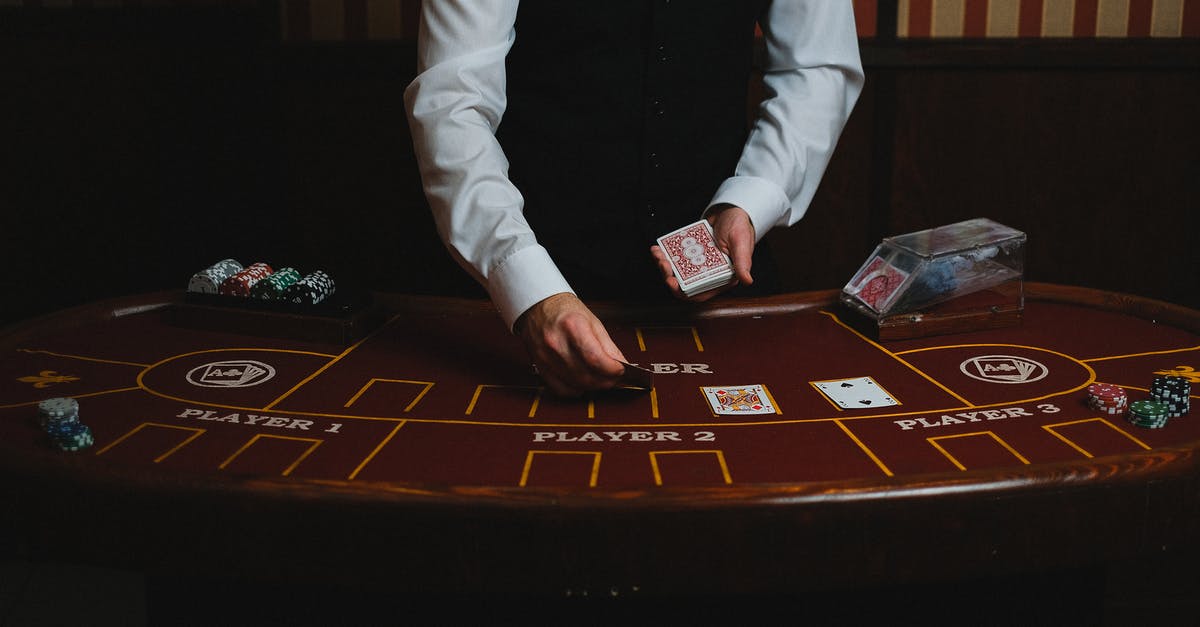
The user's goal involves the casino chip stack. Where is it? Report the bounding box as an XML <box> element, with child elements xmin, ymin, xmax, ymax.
<box><xmin>250</xmin><ymin>267</ymin><xmax>302</xmax><ymax>300</ymax></box>
<box><xmin>37</xmin><ymin>397</ymin><xmax>94</xmax><ymax>452</ymax></box>
<box><xmin>1149</xmin><ymin>375</ymin><xmax>1191</xmax><ymax>419</ymax></box>
<box><xmin>219</xmin><ymin>262</ymin><xmax>274</xmax><ymax>297</ymax></box>
<box><xmin>187</xmin><ymin>259</ymin><xmax>243</xmax><ymax>294</ymax></box>
<box><xmin>282</xmin><ymin>270</ymin><xmax>336</xmax><ymax>305</ymax></box>
<box><xmin>188</xmin><ymin>259</ymin><xmax>338</xmax><ymax>307</ymax></box>
<box><xmin>1128</xmin><ymin>399</ymin><xmax>1171</xmax><ymax>429</ymax></box>
<box><xmin>1086</xmin><ymin>383</ymin><xmax>1128</xmax><ymax>416</ymax></box>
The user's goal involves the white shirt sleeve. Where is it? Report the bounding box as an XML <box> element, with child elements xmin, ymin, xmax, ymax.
<box><xmin>403</xmin><ymin>0</ymin><xmax>573</xmax><ymax>330</ymax></box>
<box><xmin>707</xmin><ymin>1</ymin><xmax>866</xmax><ymax>241</ymax></box>
<box><xmin>406</xmin><ymin>1</ymin><xmax>864</xmax><ymax>327</ymax></box>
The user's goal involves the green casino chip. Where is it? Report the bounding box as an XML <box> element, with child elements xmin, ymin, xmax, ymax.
<box><xmin>1128</xmin><ymin>399</ymin><xmax>1170</xmax><ymax>429</ymax></box>
<box><xmin>250</xmin><ymin>267</ymin><xmax>302</xmax><ymax>300</ymax></box>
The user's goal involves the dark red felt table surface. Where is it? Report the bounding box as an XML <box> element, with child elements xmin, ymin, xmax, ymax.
<box><xmin>4</xmin><ymin>285</ymin><xmax>1197</xmax><ymax>488</ymax></box>
<box><xmin>3</xmin><ymin>284</ymin><xmax>1198</xmax><ymax>594</ymax></box>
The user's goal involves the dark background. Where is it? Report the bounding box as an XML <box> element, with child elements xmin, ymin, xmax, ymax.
<box><xmin>3</xmin><ymin>4</ymin><xmax>1198</xmax><ymax>327</ymax></box>
<box><xmin>1</xmin><ymin>5</ymin><xmax>1199</xmax><ymax>623</ymax></box>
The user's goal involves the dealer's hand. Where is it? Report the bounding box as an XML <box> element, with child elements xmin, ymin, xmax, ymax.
<box><xmin>515</xmin><ymin>292</ymin><xmax>628</xmax><ymax>397</ymax></box>
<box><xmin>650</xmin><ymin>204</ymin><xmax>756</xmax><ymax>302</ymax></box>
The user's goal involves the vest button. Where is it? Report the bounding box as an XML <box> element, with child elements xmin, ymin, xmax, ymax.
<box><xmin>646</xmin><ymin>203</ymin><xmax>657</xmax><ymax>218</ymax></box>
<box><xmin>656</xmin><ymin>44</ymin><xmax>669</xmax><ymax>62</ymax></box>
<box><xmin>648</xmin><ymin>153</ymin><xmax>661</xmax><ymax>168</ymax></box>
<box><xmin>651</xmin><ymin>98</ymin><xmax>665</xmax><ymax>116</ymax></box>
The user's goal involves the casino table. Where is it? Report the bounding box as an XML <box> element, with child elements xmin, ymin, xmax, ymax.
<box><xmin>2</xmin><ymin>283</ymin><xmax>1199</xmax><ymax>602</ymax></box>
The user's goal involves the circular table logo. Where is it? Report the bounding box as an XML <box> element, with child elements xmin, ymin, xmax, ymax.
<box><xmin>960</xmin><ymin>355</ymin><xmax>1048</xmax><ymax>384</ymax></box>
<box><xmin>186</xmin><ymin>360</ymin><xmax>276</xmax><ymax>388</ymax></box>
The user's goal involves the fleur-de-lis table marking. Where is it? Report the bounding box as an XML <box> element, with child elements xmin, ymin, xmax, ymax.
<box><xmin>1153</xmin><ymin>365</ymin><xmax>1199</xmax><ymax>384</ymax></box>
<box><xmin>17</xmin><ymin>370</ymin><xmax>80</xmax><ymax>389</ymax></box>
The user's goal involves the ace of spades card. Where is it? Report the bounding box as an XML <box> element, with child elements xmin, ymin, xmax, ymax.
<box><xmin>812</xmin><ymin>376</ymin><xmax>899</xmax><ymax>410</ymax></box>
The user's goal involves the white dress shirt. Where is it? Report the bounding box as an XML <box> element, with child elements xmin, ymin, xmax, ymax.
<box><xmin>404</xmin><ymin>1</ymin><xmax>864</xmax><ymax>329</ymax></box>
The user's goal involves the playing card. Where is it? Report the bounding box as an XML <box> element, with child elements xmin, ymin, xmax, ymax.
<box><xmin>701</xmin><ymin>385</ymin><xmax>779</xmax><ymax>416</ymax></box>
<box><xmin>657</xmin><ymin>220</ymin><xmax>733</xmax><ymax>295</ymax></box>
<box><xmin>617</xmin><ymin>361</ymin><xmax>654</xmax><ymax>390</ymax></box>
<box><xmin>812</xmin><ymin>376</ymin><xmax>899</xmax><ymax>410</ymax></box>
<box><xmin>845</xmin><ymin>255</ymin><xmax>909</xmax><ymax>313</ymax></box>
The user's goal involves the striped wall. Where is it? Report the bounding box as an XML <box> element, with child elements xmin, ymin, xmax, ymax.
<box><xmin>898</xmin><ymin>0</ymin><xmax>1200</xmax><ymax>37</ymax></box>
<box><xmin>277</xmin><ymin>0</ymin><xmax>877</xmax><ymax>43</ymax></box>
<box><xmin>3</xmin><ymin>0</ymin><xmax>1198</xmax><ymax>39</ymax></box>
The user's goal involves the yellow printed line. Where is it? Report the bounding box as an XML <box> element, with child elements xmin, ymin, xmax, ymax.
<box><xmin>94</xmin><ymin>422</ymin><xmax>206</xmax><ymax>463</ymax></box>
<box><xmin>927</xmin><ymin>431</ymin><xmax>1030</xmax><ymax>471</ymax></box>
<box><xmin>465</xmin><ymin>384</ymin><xmax>543</xmax><ymax>418</ymax></box>
<box><xmin>898</xmin><ymin>343</ymin><xmax>1093</xmax><ymax>368</ymax></box>
<box><xmin>262</xmin><ymin>312</ymin><xmax>402</xmax><ymax>411</ymax></box>
<box><xmin>219</xmin><ymin>434</ymin><xmax>260</xmax><ymax>469</ymax></box>
<box><xmin>219</xmin><ymin>433</ymin><xmax>323</xmax><ymax>476</ymax></box>
<box><xmin>1082</xmin><ymin>345</ymin><xmax>1200</xmax><ymax>363</ymax></box>
<box><xmin>519</xmin><ymin>450</ymin><xmax>601</xmax><ymax>487</ymax></box>
<box><xmin>348</xmin><ymin>420</ymin><xmax>406</xmax><ymax>480</ymax></box>
<box><xmin>635</xmin><ymin>326</ymin><xmax>705</xmax><ymax>352</ymax></box>
<box><xmin>465</xmin><ymin>385</ymin><xmax>485</xmax><ymax>415</ymax></box>
<box><xmin>1151</xmin><ymin>366</ymin><xmax>1200</xmax><ymax>385</ymax></box>
<box><xmin>264</xmin><ymin>340</ymin><xmax>370</xmax><ymax>410</ymax></box>
<box><xmin>833</xmin><ymin>419</ymin><xmax>893</xmax><ymax>476</ymax></box>
<box><xmin>761</xmin><ymin>384</ymin><xmax>782</xmax><ymax>414</ymax></box>
<box><xmin>1117</xmin><ymin>384</ymin><xmax>1198</xmax><ymax>400</ymax></box>
<box><xmin>698</xmin><ymin>384</ymin><xmax>782</xmax><ymax>418</ymax></box>
<box><xmin>123</xmin><ymin>396</ymin><xmax>413</xmax><ymax>424</ymax></box>
<box><xmin>90</xmin><ymin>392</ymin><xmax>1081</xmax><ymax>430</ymax></box>
<box><xmin>343</xmin><ymin>378</ymin><xmax>434</xmax><ymax>412</ymax></box>
<box><xmin>91</xmin><ymin>398</ymin><xmax>1050</xmax><ymax>430</ymax></box>
<box><xmin>893</xmin><ymin>342</ymin><xmax>1103</xmax><ymax>408</ymax></box>
<box><xmin>822</xmin><ymin>310</ymin><xmax>974</xmax><ymax>406</ymax></box>
<box><xmin>281</xmin><ymin>438</ymin><xmax>323</xmax><ymax>476</ymax></box>
<box><xmin>17</xmin><ymin>348</ymin><xmax>150</xmax><ymax>368</ymax></box>
<box><xmin>143</xmin><ymin>347</ymin><xmax>337</xmax><ymax>364</ymax></box>
<box><xmin>649</xmin><ymin>450</ymin><xmax>731</xmax><ymax>485</ymax></box>
<box><xmin>138</xmin><ymin>347</ymin><xmax>343</xmax><ymax>410</ymax></box>
<box><xmin>1042</xmin><ymin>418</ymin><xmax>1152</xmax><ymax>458</ymax></box>
<box><xmin>529</xmin><ymin>388</ymin><xmax>543</xmax><ymax>418</ymax></box>
<box><xmin>0</xmin><ymin>386</ymin><xmax>141</xmax><ymax>411</ymax></box>
<box><xmin>819</xmin><ymin>387</ymin><xmax>1096</xmax><ymax>425</ymax></box>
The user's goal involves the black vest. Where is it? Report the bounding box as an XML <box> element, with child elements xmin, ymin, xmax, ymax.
<box><xmin>496</xmin><ymin>0</ymin><xmax>768</xmax><ymax>300</ymax></box>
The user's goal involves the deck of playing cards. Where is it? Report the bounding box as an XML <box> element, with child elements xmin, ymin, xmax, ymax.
<box><xmin>657</xmin><ymin>220</ymin><xmax>734</xmax><ymax>297</ymax></box>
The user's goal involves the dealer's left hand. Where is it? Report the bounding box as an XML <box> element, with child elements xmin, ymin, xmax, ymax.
<box><xmin>650</xmin><ymin>204</ymin><xmax>756</xmax><ymax>302</ymax></box>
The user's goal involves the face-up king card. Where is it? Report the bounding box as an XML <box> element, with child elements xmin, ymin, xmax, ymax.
<box><xmin>701</xmin><ymin>384</ymin><xmax>780</xmax><ymax>416</ymax></box>
<box><xmin>812</xmin><ymin>376</ymin><xmax>899</xmax><ymax>410</ymax></box>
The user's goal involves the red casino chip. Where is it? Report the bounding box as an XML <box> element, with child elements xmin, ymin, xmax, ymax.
<box><xmin>219</xmin><ymin>262</ymin><xmax>273</xmax><ymax>297</ymax></box>
<box><xmin>1086</xmin><ymin>382</ymin><xmax>1128</xmax><ymax>415</ymax></box>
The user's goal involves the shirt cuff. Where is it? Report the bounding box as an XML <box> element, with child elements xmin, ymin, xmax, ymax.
<box><xmin>707</xmin><ymin>176</ymin><xmax>791</xmax><ymax>243</ymax></box>
<box><xmin>486</xmin><ymin>244</ymin><xmax>575</xmax><ymax>331</ymax></box>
